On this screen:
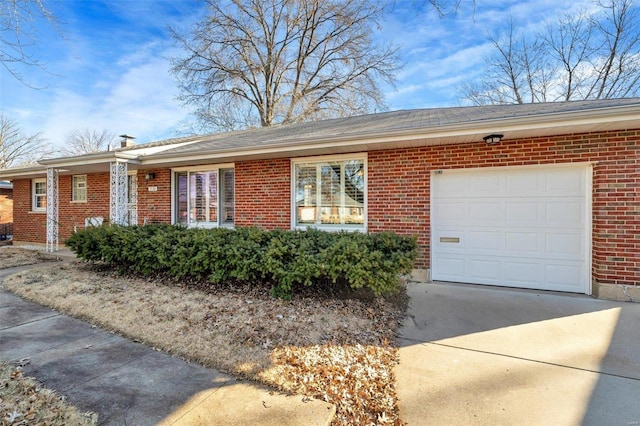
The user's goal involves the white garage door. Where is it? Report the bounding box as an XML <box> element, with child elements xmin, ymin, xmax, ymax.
<box><xmin>431</xmin><ymin>164</ymin><xmax>590</xmax><ymax>293</ymax></box>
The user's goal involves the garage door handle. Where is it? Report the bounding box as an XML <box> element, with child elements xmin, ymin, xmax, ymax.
<box><xmin>440</xmin><ymin>237</ymin><xmax>460</xmax><ymax>243</ymax></box>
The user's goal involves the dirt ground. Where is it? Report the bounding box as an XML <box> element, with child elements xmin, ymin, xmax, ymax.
<box><xmin>1</xmin><ymin>249</ymin><xmax>409</xmax><ymax>425</ymax></box>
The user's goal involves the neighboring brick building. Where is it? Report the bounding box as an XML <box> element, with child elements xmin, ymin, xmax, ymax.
<box><xmin>0</xmin><ymin>181</ymin><xmax>12</xmax><ymax>224</ymax></box>
<box><xmin>0</xmin><ymin>181</ymin><xmax>13</xmax><ymax>240</ymax></box>
<box><xmin>1</xmin><ymin>99</ymin><xmax>638</xmax><ymax>300</ymax></box>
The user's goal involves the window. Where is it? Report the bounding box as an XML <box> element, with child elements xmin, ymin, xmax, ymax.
<box><xmin>72</xmin><ymin>175</ymin><xmax>87</xmax><ymax>202</ymax></box>
<box><xmin>32</xmin><ymin>178</ymin><xmax>47</xmax><ymax>212</ymax></box>
<box><xmin>174</xmin><ymin>167</ymin><xmax>234</xmax><ymax>227</ymax></box>
<box><xmin>293</xmin><ymin>155</ymin><xmax>366</xmax><ymax>230</ymax></box>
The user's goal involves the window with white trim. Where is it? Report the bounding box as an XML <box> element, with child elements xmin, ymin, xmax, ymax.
<box><xmin>32</xmin><ymin>178</ymin><xmax>47</xmax><ymax>212</ymax></box>
<box><xmin>72</xmin><ymin>175</ymin><xmax>87</xmax><ymax>202</ymax></box>
<box><xmin>293</xmin><ymin>155</ymin><xmax>366</xmax><ymax>230</ymax></box>
<box><xmin>174</xmin><ymin>167</ymin><xmax>234</xmax><ymax>227</ymax></box>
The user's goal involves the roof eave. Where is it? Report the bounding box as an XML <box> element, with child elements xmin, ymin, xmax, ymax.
<box><xmin>0</xmin><ymin>165</ymin><xmax>48</xmax><ymax>180</ymax></box>
<box><xmin>143</xmin><ymin>103</ymin><xmax>640</xmax><ymax>165</ymax></box>
<box><xmin>0</xmin><ymin>152</ymin><xmax>142</xmax><ymax>180</ymax></box>
<box><xmin>38</xmin><ymin>151</ymin><xmax>140</xmax><ymax>167</ymax></box>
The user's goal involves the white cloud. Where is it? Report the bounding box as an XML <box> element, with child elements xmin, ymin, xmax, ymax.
<box><xmin>39</xmin><ymin>46</ymin><xmax>188</xmax><ymax>147</ymax></box>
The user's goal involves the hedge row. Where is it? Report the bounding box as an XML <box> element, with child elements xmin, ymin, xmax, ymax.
<box><xmin>65</xmin><ymin>225</ymin><xmax>418</xmax><ymax>299</ymax></box>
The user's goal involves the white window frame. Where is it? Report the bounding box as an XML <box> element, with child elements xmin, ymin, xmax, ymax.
<box><xmin>291</xmin><ymin>153</ymin><xmax>367</xmax><ymax>231</ymax></box>
<box><xmin>171</xmin><ymin>163</ymin><xmax>235</xmax><ymax>228</ymax></box>
<box><xmin>72</xmin><ymin>175</ymin><xmax>87</xmax><ymax>202</ymax></box>
<box><xmin>32</xmin><ymin>178</ymin><xmax>47</xmax><ymax>212</ymax></box>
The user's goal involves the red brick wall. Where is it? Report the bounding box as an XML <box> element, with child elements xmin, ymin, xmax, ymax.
<box><xmin>235</xmin><ymin>158</ymin><xmax>291</xmax><ymax>229</ymax></box>
<box><xmin>58</xmin><ymin>173</ymin><xmax>111</xmax><ymax>240</ymax></box>
<box><xmin>0</xmin><ymin>188</ymin><xmax>12</xmax><ymax>224</ymax></box>
<box><xmin>14</xmin><ymin>170</ymin><xmax>174</xmax><ymax>242</ymax></box>
<box><xmin>13</xmin><ymin>179</ymin><xmax>46</xmax><ymax>243</ymax></box>
<box><xmin>137</xmin><ymin>169</ymin><xmax>172</xmax><ymax>224</ymax></box>
<box><xmin>13</xmin><ymin>174</ymin><xmax>112</xmax><ymax>244</ymax></box>
<box><xmin>368</xmin><ymin>129</ymin><xmax>639</xmax><ymax>287</ymax></box>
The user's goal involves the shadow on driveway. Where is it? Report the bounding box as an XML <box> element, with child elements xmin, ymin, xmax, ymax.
<box><xmin>396</xmin><ymin>281</ymin><xmax>640</xmax><ymax>425</ymax></box>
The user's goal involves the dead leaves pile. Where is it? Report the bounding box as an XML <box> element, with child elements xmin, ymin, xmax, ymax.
<box><xmin>266</xmin><ymin>344</ymin><xmax>400</xmax><ymax>425</ymax></box>
<box><xmin>0</xmin><ymin>362</ymin><xmax>96</xmax><ymax>426</ymax></box>
<box><xmin>3</xmin><ymin>262</ymin><xmax>408</xmax><ymax>425</ymax></box>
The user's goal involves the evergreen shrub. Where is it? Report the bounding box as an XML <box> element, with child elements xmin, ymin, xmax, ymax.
<box><xmin>65</xmin><ymin>224</ymin><xmax>418</xmax><ymax>299</ymax></box>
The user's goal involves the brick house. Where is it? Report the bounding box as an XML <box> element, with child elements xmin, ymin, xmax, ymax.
<box><xmin>1</xmin><ymin>99</ymin><xmax>638</xmax><ymax>300</ymax></box>
<box><xmin>0</xmin><ymin>181</ymin><xmax>13</xmax><ymax>238</ymax></box>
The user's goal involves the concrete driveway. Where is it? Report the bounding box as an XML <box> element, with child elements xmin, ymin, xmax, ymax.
<box><xmin>396</xmin><ymin>282</ymin><xmax>640</xmax><ymax>425</ymax></box>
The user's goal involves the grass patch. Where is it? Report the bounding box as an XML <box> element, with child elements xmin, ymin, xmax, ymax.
<box><xmin>0</xmin><ymin>248</ymin><xmax>54</xmax><ymax>270</ymax></box>
<box><xmin>2</xmin><ymin>262</ymin><xmax>408</xmax><ymax>425</ymax></box>
<box><xmin>0</xmin><ymin>361</ymin><xmax>97</xmax><ymax>426</ymax></box>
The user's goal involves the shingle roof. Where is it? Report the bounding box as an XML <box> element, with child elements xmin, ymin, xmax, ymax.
<box><xmin>150</xmin><ymin>98</ymin><xmax>640</xmax><ymax>156</ymax></box>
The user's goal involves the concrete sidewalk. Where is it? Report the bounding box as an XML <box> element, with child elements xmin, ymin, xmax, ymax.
<box><xmin>396</xmin><ymin>281</ymin><xmax>640</xmax><ymax>425</ymax></box>
<box><xmin>0</xmin><ymin>263</ymin><xmax>335</xmax><ymax>425</ymax></box>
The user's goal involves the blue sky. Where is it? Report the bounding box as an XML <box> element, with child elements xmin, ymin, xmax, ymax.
<box><xmin>0</xmin><ymin>0</ymin><xmax>595</xmax><ymax>149</ymax></box>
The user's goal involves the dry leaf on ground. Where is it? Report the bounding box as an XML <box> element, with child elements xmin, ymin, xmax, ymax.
<box><xmin>2</xmin><ymin>260</ymin><xmax>408</xmax><ymax>425</ymax></box>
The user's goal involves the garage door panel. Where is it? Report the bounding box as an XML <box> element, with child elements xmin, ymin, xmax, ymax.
<box><xmin>433</xmin><ymin>230</ymin><xmax>465</xmax><ymax>250</ymax></box>
<box><xmin>434</xmin><ymin>202</ymin><xmax>467</xmax><ymax>222</ymax></box>
<box><xmin>505</xmin><ymin>262</ymin><xmax>542</xmax><ymax>285</ymax></box>
<box><xmin>546</xmin><ymin>233</ymin><xmax>584</xmax><ymax>259</ymax></box>
<box><xmin>470</xmin><ymin>174</ymin><xmax>501</xmax><ymax>194</ymax></box>
<box><xmin>469</xmin><ymin>231</ymin><xmax>500</xmax><ymax>249</ymax></box>
<box><xmin>506</xmin><ymin>202</ymin><xmax>540</xmax><ymax>222</ymax></box>
<box><xmin>544</xmin><ymin>168</ymin><xmax>586</xmax><ymax>194</ymax></box>
<box><xmin>435</xmin><ymin>174</ymin><xmax>467</xmax><ymax>194</ymax></box>
<box><xmin>506</xmin><ymin>170</ymin><xmax>543</xmax><ymax>194</ymax></box>
<box><xmin>546</xmin><ymin>201</ymin><xmax>585</xmax><ymax>226</ymax></box>
<box><xmin>468</xmin><ymin>259</ymin><xmax>502</xmax><ymax>280</ymax></box>
<box><xmin>432</xmin><ymin>165</ymin><xmax>590</xmax><ymax>294</ymax></box>
<box><xmin>470</xmin><ymin>202</ymin><xmax>503</xmax><ymax>221</ymax></box>
<box><xmin>434</xmin><ymin>256</ymin><xmax>465</xmax><ymax>279</ymax></box>
<box><xmin>505</xmin><ymin>232</ymin><xmax>540</xmax><ymax>252</ymax></box>
<box><xmin>546</xmin><ymin>263</ymin><xmax>586</xmax><ymax>290</ymax></box>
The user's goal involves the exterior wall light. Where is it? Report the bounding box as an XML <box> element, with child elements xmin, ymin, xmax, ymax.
<box><xmin>483</xmin><ymin>134</ymin><xmax>504</xmax><ymax>145</ymax></box>
<box><xmin>145</xmin><ymin>172</ymin><xmax>156</xmax><ymax>180</ymax></box>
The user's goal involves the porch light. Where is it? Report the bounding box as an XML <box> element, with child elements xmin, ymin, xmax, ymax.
<box><xmin>483</xmin><ymin>134</ymin><xmax>504</xmax><ymax>145</ymax></box>
<box><xmin>145</xmin><ymin>172</ymin><xmax>156</xmax><ymax>180</ymax></box>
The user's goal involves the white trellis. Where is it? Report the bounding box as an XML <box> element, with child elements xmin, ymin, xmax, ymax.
<box><xmin>45</xmin><ymin>167</ymin><xmax>59</xmax><ymax>252</ymax></box>
<box><xmin>110</xmin><ymin>162</ymin><xmax>129</xmax><ymax>225</ymax></box>
<box><xmin>127</xmin><ymin>173</ymin><xmax>138</xmax><ymax>225</ymax></box>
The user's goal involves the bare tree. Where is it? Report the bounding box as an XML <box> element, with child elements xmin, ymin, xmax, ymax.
<box><xmin>426</xmin><ymin>0</ymin><xmax>472</xmax><ymax>17</ymax></box>
<box><xmin>0</xmin><ymin>115</ymin><xmax>50</xmax><ymax>168</ymax></box>
<box><xmin>62</xmin><ymin>129</ymin><xmax>117</xmax><ymax>155</ymax></box>
<box><xmin>170</xmin><ymin>0</ymin><xmax>400</xmax><ymax>132</ymax></box>
<box><xmin>1</xmin><ymin>0</ymin><xmax>59</xmax><ymax>85</ymax></box>
<box><xmin>460</xmin><ymin>0</ymin><xmax>640</xmax><ymax>105</ymax></box>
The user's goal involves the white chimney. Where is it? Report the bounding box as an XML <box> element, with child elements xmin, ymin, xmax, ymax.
<box><xmin>119</xmin><ymin>134</ymin><xmax>136</xmax><ymax>148</ymax></box>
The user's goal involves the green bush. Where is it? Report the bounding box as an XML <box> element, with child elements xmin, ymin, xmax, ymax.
<box><xmin>65</xmin><ymin>224</ymin><xmax>418</xmax><ymax>299</ymax></box>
